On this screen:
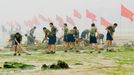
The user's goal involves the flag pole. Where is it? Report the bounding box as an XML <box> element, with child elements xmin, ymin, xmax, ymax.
<box><xmin>120</xmin><ymin>4</ymin><xmax>123</xmax><ymax>36</ymax></box>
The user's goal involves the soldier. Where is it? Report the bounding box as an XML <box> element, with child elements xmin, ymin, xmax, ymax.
<box><xmin>49</xmin><ymin>23</ymin><xmax>57</xmax><ymax>53</ymax></box>
<box><xmin>42</xmin><ymin>27</ymin><xmax>52</xmax><ymax>53</ymax></box>
<box><xmin>67</xmin><ymin>29</ymin><xmax>76</xmax><ymax>50</ymax></box>
<box><xmin>97</xmin><ymin>33</ymin><xmax>104</xmax><ymax>44</ymax></box>
<box><xmin>63</xmin><ymin>23</ymin><xmax>69</xmax><ymax>50</ymax></box>
<box><xmin>89</xmin><ymin>23</ymin><xmax>100</xmax><ymax>53</ymax></box>
<box><xmin>29</xmin><ymin>26</ymin><xmax>36</xmax><ymax>45</ymax></box>
<box><xmin>9</xmin><ymin>33</ymin><xmax>16</xmax><ymax>51</ymax></box>
<box><xmin>106</xmin><ymin>23</ymin><xmax>118</xmax><ymax>51</ymax></box>
<box><xmin>73</xmin><ymin>26</ymin><xmax>80</xmax><ymax>50</ymax></box>
<box><xmin>81</xmin><ymin>29</ymin><xmax>89</xmax><ymax>47</ymax></box>
<box><xmin>14</xmin><ymin>32</ymin><xmax>22</xmax><ymax>56</ymax></box>
<box><xmin>25</xmin><ymin>34</ymin><xmax>33</xmax><ymax>45</ymax></box>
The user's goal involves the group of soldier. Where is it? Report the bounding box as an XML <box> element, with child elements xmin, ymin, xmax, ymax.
<box><xmin>9</xmin><ymin>22</ymin><xmax>118</xmax><ymax>56</ymax></box>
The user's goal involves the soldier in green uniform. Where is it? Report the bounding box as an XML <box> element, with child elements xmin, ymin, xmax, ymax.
<box><xmin>29</xmin><ymin>26</ymin><xmax>36</xmax><ymax>45</ymax></box>
<box><xmin>81</xmin><ymin>29</ymin><xmax>89</xmax><ymax>47</ymax></box>
<box><xmin>67</xmin><ymin>29</ymin><xmax>75</xmax><ymax>50</ymax></box>
<box><xmin>14</xmin><ymin>32</ymin><xmax>22</xmax><ymax>56</ymax></box>
<box><xmin>42</xmin><ymin>27</ymin><xmax>53</xmax><ymax>53</ymax></box>
<box><xmin>73</xmin><ymin>26</ymin><xmax>80</xmax><ymax>50</ymax></box>
<box><xmin>89</xmin><ymin>23</ymin><xmax>100</xmax><ymax>53</ymax></box>
<box><xmin>106</xmin><ymin>23</ymin><xmax>118</xmax><ymax>51</ymax></box>
<box><xmin>63</xmin><ymin>23</ymin><xmax>69</xmax><ymax>51</ymax></box>
<box><xmin>50</xmin><ymin>23</ymin><xmax>57</xmax><ymax>53</ymax></box>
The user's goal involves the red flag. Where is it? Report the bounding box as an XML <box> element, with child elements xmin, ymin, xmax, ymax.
<box><xmin>86</xmin><ymin>9</ymin><xmax>97</xmax><ymax>22</ymax></box>
<box><xmin>38</xmin><ymin>14</ymin><xmax>52</xmax><ymax>23</ymax></box>
<box><xmin>24</xmin><ymin>20</ymin><xmax>33</xmax><ymax>28</ymax></box>
<box><xmin>31</xmin><ymin>16</ymin><xmax>40</xmax><ymax>25</ymax></box>
<box><xmin>121</xmin><ymin>4</ymin><xmax>134</xmax><ymax>21</ymax></box>
<box><xmin>56</xmin><ymin>15</ymin><xmax>64</xmax><ymax>28</ymax></box>
<box><xmin>47</xmin><ymin>17</ymin><xmax>52</xmax><ymax>23</ymax></box>
<box><xmin>73</xmin><ymin>9</ymin><xmax>82</xmax><ymax>19</ymax></box>
<box><xmin>100</xmin><ymin>17</ymin><xmax>112</xmax><ymax>27</ymax></box>
<box><xmin>66</xmin><ymin>16</ymin><xmax>75</xmax><ymax>26</ymax></box>
<box><xmin>24</xmin><ymin>21</ymin><xmax>29</xmax><ymax>27</ymax></box>
<box><xmin>38</xmin><ymin>14</ymin><xmax>48</xmax><ymax>22</ymax></box>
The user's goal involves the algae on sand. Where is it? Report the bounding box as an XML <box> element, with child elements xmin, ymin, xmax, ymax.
<box><xmin>3</xmin><ymin>62</ymin><xmax>35</xmax><ymax>69</ymax></box>
<box><xmin>41</xmin><ymin>60</ymin><xmax>69</xmax><ymax>70</ymax></box>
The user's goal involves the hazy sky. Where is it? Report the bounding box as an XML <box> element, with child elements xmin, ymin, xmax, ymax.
<box><xmin>0</xmin><ymin>0</ymin><xmax>134</xmax><ymax>45</ymax></box>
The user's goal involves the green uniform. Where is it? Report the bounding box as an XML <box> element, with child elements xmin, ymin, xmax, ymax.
<box><xmin>89</xmin><ymin>27</ymin><xmax>97</xmax><ymax>43</ymax></box>
<box><xmin>51</xmin><ymin>26</ymin><xmax>57</xmax><ymax>35</ymax></box>
<box><xmin>107</xmin><ymin>26</ymin><xmax>115</xmax><ymax>35</ymax></box>
<box><xmin>90</xmin><ymin>27</ymin><xmax>97</xmax><ymax>37</ymax></box>
<box><xmin>81</xmin><ymin>30</ymin><xmax>89</xmax><ymax>39</ymax></box>
<box><xmin>45</xmin><ymin>29</ymin><xmax>51</xmax><ymax>38</ymax></box>
<box><xmin>64</xmin><ymin>28</ymin><xmax>68</xmax><ymax>35</ymax></box>
<box><xmin>106</xmin><ymin>26</ymin><xmax>115</xmax><ymax>40</ymax></box>
<box><xmin>49</xmin><ymin>26</ymin><xmax>57</xmax><ymax>44</ymax></box>
<box><xmin>64</xmin><ymin>28</ymin><xmax>69</xmax><ymax>42</ymax></box>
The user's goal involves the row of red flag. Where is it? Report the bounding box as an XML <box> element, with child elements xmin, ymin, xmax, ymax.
<box><xmin>29</xmin><ymin>4</ymin><xmax>134</xmax><ymax>28</ymax></box>
<box><xmin>1</xmin><ymin>4</ymin><xmax>134</xmax><ymax>33</ymax></box>
<box><xmin>101</xmin><ymin>4</ymin><xmax>134</xmax><ymax>27</ymax></box>
<box><xmin>73</xmin><ymin>4</ymin><xmax>134</xmax><ymax>27</ymax></box>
